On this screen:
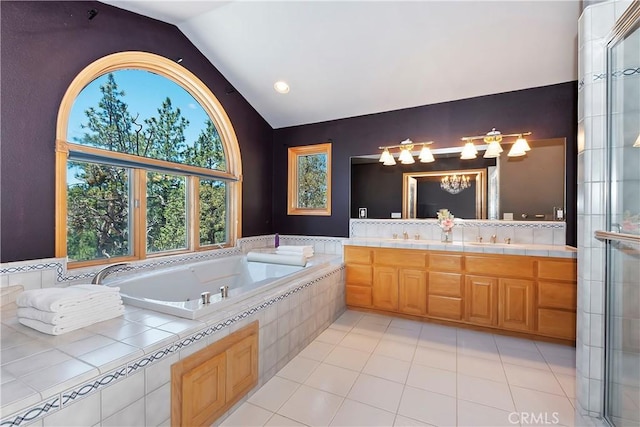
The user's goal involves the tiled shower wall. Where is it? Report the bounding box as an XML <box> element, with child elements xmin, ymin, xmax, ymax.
<box><xmin>576</xmin><ymin>0</ymin><xmax>634</xmax><ymax>422</ymax></box>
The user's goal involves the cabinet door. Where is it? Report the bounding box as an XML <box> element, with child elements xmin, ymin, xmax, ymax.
<box><xmin>399</xmin><ymin>269</ymin><xmax>427</xmax><ymax>316</ymax></box>
<box><xmin>373</xmin><ymin>266</ymin><xmax>398</xmax><ymax>311</ymax></box>
<box><xmin>181</xmin><ymin>352</ymin><xmax>226</xmax><ymax>426</ymax></box>
<box><xmin>465</xmin><ymin>275</ymin><xmax>498</xmax><ymax>326</ymax></box>
<box><xmin>499</xmin><ymin>278</ymin><xmax>535</xmax><ymax>331</ymax></box>
<box><xmin>226</xmin><ymin>333</ymin><xmax>258</xmax><ymax>401</ymax></box>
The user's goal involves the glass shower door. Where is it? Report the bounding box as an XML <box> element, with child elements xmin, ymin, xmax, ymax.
<box><xmin>602</xmin><ymin>8</ymin><xmax>640</xmax><ymax>427</ymax></box>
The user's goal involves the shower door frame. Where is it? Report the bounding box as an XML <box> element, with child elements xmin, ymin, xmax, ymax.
<box><xmin>599</xmin><ymin>2</ymin><xmax>640</xmax><ymax>426</ymax></box>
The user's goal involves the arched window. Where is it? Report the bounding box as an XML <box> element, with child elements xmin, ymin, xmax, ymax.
<box><xmin>56</xmin><ymin>52</ymin><xmax>242</xmax><ymax>267</ymax></box>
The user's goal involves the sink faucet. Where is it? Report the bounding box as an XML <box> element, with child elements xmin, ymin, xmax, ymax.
<box><xmin>403</xmin><ymin>231</ymin><xmax>409</xmax><ymax>240</ymax></box>
<box><xmin>504</xmin><ymin>237</ymin><xmax>511</xmax><ymax>244</ymax></box>
<box><xmin>91</xmin><ymin>263</ymin><xmax>128</xmax><ymax>285</ymax></box>
<box><xmin>476</xmin><ymin>236</ymin><xmax>483</xmax><ymax>243</ymax></box>
<box><xmin>490</xmin><ymin>234</ymin><xmax>497</xmax><ymax>244</ymax></box>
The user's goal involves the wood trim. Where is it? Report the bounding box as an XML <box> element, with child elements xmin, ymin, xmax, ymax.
<box><xmin>287</xmin><ymin>143</ymin><xmax>332</xmax><ymax>216</ymax></box>
<box><xmin>402</xmin><ymin>168</ymin><xmax>487</xmax><ymax>219</ymax></box>
<box><xmin>54</xmin><ymin>149</ymin><xmax>68</xmax><ymax>258</ymax></box>
<box><xmin>171</xmin><ymin>321</ymin><xmax>258</xmax><ymax>426</ymax></box>
<box><xmin>55</xmin><ymin>51</ymin><xmax>242</xmax><ymax>267</ymax></box>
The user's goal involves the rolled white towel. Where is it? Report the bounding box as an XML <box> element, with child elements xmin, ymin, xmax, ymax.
<box><xmin>16</xmin><ymin>285</ymin><xmax>121</xmax><ymax>313</ymax></box>
<box><xmin>276</xmin><ymin>245</ymin><xmax>314</xmax><ymax>253</ymax></box>
<box><xmin>18</xmin><ymin>305</ymin><xmax>125</xmax><ymax>335</ymax></box>
<box><xmin>247</xmin><ymin>251</ymin><xmax>307</xmax><ymax>267</ymax></box>
<box><xmin>17</xmin><ymin>299</ymin><xmax>123</xmax><ymax>325</ymax></box>
<box><xmin>276</xmin><ymin>249</ymin><xmax>313</xmax><ymax>258</ymax></box>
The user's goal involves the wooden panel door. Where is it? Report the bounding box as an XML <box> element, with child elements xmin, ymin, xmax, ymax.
<box><xmin>399</xmin><ymin>269</ymin><xmax>427</xmax><ymax>316</ymax></box>
<box><xmin>226</xmin><ymin>333</ymin><xmax>258</xmax><ymax>400</ymax></box>
<box><xmin>499</xmin><ymin>278</ymin><xmax>535</xmax><ymax>331</ymax></box>
<box><xmin>181</xmin><ymin>352</ymin><xmax>226</xmax><ymax>427</ymax></box>
<box><xmin>373</xmin><ymin>266</ymin><xmax>398</xmax><ymax>311</ymax></box>
<box><xmin>465</xmin><ymin>275</ymin><xmax>498</xmax><ymax>326</ymax></box>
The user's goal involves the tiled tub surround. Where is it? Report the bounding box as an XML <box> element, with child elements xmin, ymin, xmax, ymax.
<box><xmin>577</xmin><ymin>0</ymin><xmax>635</xmax><ymax>423</ymax></box>
<box><xmin>348</xmin><ymin>219</ymin><xmax>575</xmax><ymax>259</ymax></box>
<box><xmin>0</xmin><ymin>235</ymin><xmax>345</xmax><ymax>293</ymax></box>
<box><xmin>0</xmin><ymin>257</ymin><xmax>345</xmax><ymax>426</ymax></box>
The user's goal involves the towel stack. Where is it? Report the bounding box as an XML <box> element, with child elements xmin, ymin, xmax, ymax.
<box><xmin>276</xmin><ymin>245</ymin><xmax>314</xmax><ymax>258</ymax></box>
<box><xmin>16</xmin><ymin>285</ymin><xmax>124</xmax><ymax>335</ymax></box>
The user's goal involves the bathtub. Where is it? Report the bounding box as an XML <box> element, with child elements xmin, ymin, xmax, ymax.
<box><xmin>107</xmin><ymin>254</ymin><xmax>327</xmax><ymax>319</ymax></box>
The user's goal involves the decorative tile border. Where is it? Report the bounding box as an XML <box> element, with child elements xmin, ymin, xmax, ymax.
<box><xmin>0</xmin><ymin>265</ymin><xmax>344</xmax><ymax>427</ymax></box>
<box><xmin>593</xmin><ymin>67</ymin><xmax>640</xmax><ymax>81</ymax></box>
<box><xmin>1</xmin><ymin>395</ymin><xmax>61</xmax><ymax>427</ymax></box>
<box><xmin>60</xmin><ymin>366</ymin><xmax>127</xmax><ymax>407</ymax></box>
<box><xmin>0</xmin><ymin>247</ymin><xmax>241</xmax><ymax>284</ymax></box>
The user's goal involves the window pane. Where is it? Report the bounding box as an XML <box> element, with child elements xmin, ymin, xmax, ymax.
<box><xmin>297</xmin><ymin>153</ymin><xmax>328</xmax><ymax>208</ymax></box>
<box><xmin>199</xmin><ymin>179</ymin><xmax>227</xmax><ymax>245</ymax></box>
<box><xmin>68</xmin><ymin>69</ymin><xmax>226</xmax><ymax>171</ymax></box>
<box><xmin>67</xmin><ymin>161</ymin><xmax>131</xmax><ymax>261</ymax></box>
<box><xmin>147</xmin><ymin>172</ymin><xmax>187</xmax><ymax>253</ymax></box>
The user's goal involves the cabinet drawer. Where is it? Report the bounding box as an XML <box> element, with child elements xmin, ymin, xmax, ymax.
<box><xmin>428</xmin><ymin>272</ymin><xmax>463</xmax><ymax>297</ymax></box>
<box><xmin>537</xmin><ymin>309</ymin><xmax>576</xmax><ymax>340</ymax></box>
<box><xmin>346</xmin><ymin>285</ymin><xmax>372</xmax><ymax>307</ymax></box>
<box><xmin>538</xmin><ymin>260</ymin><xmax>577</xmax><ymax>282</ymax></box>
<box><xmin>429</xmin><ymin>254</ymin><xmax>463</xmax><ymax>271</ymax></box>
<box><xmin>465</xmin><ymin>256</ymin><xmax>535</xmax><ymax>277</ymax></box>
<box><xmin>428</xmin><ymin>295</ymin><xmax>463</xmax><ymax>320</ymax></box>
<box><xmin>346</xmin><ymin>264</ymin><xmax>372</xmax><ymax>286</ymax></box>
<box><xmin>375</xmin><ymin>248</ymin><xmax>426</xmax><ymax>268</ymax></box>
<box><xmin>538</xmin><ymin>281</ymin><xmax>577</xmax><ymax>310</ymax></box>
<box><xmin>344</xmin><ymin>246</ymin><xmax>372</xmax><ymax>264</ymax></box>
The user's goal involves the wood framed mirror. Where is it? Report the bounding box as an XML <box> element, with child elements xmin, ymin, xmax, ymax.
<box><xmin>402</xmin><ymin>169</ymin><xmax>487</xmax><ymax>219</ymax></box>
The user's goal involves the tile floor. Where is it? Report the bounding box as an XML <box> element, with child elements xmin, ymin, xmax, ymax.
<box><xmin>221</xmin><ymin>310</ymin><xmax>586</xmax><ymax>427</ymax></box>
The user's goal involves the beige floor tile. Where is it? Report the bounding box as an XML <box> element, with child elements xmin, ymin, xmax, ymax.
<box><xmin>329</xmin><ymin>398</ymin><xmax>395</xmax><ymax>426</ymax></box>
<box><xmin>277</xmin><ymin>384</ymin><xmax>343</xmax><ymax>427</ymax></box>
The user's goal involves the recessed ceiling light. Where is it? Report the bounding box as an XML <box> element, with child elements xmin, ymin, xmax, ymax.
<box><xmin>274</xmin><ymin>81</ymin><xmax>290</xmax><ymax>94</ymax></box>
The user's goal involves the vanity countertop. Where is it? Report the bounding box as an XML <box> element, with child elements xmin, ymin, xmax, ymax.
<box><xmin>343</xmin><ymin>237</ymin><xmax>577</xmax><ymax>258</ymax></box>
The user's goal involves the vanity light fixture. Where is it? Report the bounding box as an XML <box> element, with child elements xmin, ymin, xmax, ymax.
<box><xmin>378</xmin><ymin>139</ymin><xmax>434</xmax><ymax>166</ymax></box>
<box><xmin>274</xmin><ymin>80</ymin><xmax>290</xmax><ymax>94</ymax></box>
<box><xmin>419</xmin><ymin>144</ymin><xmax>435</xmax><ymax>163</ymax></box>
<box><xmin>460</xmin><ymin>129</ymin><xmax>532</xmax><ymax>159</ymax></box>
<box><xmin>460</xmin><ymin>142</ymin><xmax>478</xmax><ymax>160</ymax></box>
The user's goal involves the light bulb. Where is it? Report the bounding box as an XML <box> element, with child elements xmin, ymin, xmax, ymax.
<box><xmin>460</xmin><ymin>142</ymin><xmax>478</xmax><ymax>160</ymax></box>
<box><xmin>419</xmin><ymin>145</ymin><xmax>435</xmax><ymax>163</ymax></box>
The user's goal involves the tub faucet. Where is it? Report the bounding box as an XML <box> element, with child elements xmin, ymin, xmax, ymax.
<box><xmin>504</xmin><ymin>237</ymin><xmax>512</xmax><ymax>244</ymax></box>
<box><xmin>490</xmin><ymin>234</ymin><xmax>497</xmax><ymax>244</ymax></box>
<box><xmin>91</xmin><ymin>263</ymin><xmax>128</xmax><ymax>285</ymax></box>
<box><xmin>220</xmin><ymin>286</ymin><xmax>229</xmax><ymax>298</ymax></box>
<box><xmin>403</xmin><ymin>231</ymin><xmax>409</xmax><ymax>240</ymax></box>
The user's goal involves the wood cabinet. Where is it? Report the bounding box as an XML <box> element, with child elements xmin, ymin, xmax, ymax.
<box><xmin>344</xmin><ymin>246</ymin><xmax>373</xmax><ymax>308</ymax></box>
<box><xmin>399</xmin><ymin>269</ymin><xmax>427</xmax><ymax>316</ymax></box>
<box><xmin>499</xmin><ymin>278</ymin><xmax>535</xmax><ymax>332</ymax></box>
<box><xmin>465</xmin><ymin>275</ymin><xmax>498</xmax><ymax>326</ymax></box>
<box><xmin>172</xmin><ymin>321</ymin><xmax>258</xmax><ymax>426</ymax></box>
<box><xmin>373</xmin><ymin>266</ymin><xmax>399</xmax><ymax>311</ymax></box>
<box><xmin>344</xmin><ymin>246</ymin><xmax>577</xmax><ymax>343</ymax></box>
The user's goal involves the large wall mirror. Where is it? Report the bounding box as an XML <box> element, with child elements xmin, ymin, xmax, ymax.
<box><xmin>350</xmin><ymin>137</ymin><xmax>566</xmax><ymax>220</ymax></box>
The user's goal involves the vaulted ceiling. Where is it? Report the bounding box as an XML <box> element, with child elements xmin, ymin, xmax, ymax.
<box><xmin>101</xmin><ymin>1</ymin><xmax>580</xmax><ymax>129</ymax></box>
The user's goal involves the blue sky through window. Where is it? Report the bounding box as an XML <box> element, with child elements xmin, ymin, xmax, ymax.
<box><xmin>68</xmin><ymin>69</ymin><xmax>211</xmax><ymax>148</ymax></box>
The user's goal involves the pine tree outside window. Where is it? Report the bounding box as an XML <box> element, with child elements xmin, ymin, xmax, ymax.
<box><xmin>56</xmin><ymin>52</ymin><xmax>242</xmax><ymax>267</ymax></box>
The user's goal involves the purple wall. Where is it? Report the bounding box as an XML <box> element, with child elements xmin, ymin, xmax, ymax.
<box><xmin>273</xmin><ymin>82</ymin><xmax>578</xmax><ymax>245</ymax></box>
<box><xmin>0</xmin><ymin>1</ymin><xmax>274</xmax><ymax>262</ymax></box>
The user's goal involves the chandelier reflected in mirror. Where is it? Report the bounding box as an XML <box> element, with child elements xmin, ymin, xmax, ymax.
<box><xmin>440</xmin><ymin>174</ymin><xmax>470</xmax><ymax>194</ymax></box>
